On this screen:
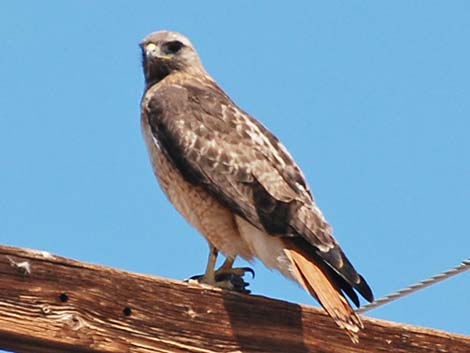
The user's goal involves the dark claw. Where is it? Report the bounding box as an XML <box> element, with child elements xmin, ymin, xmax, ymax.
<box><xmin>186</xmin><ymin>274</ymin><xmax>204</xmax><ymax>281</ymax></box>
<box><xmin>242</xmin><ymin>267</ymin><xmax>255</xmax><ymax>279</ymax></box>
<box><xmin>215</xmin><ymin>272</ymin><xmax>251</xmax><ymax>294</ymax></box>
<box><xmin>185</xmin><ymin>271</ymin><xmax>252</xmax><ymax>294</ymax></box>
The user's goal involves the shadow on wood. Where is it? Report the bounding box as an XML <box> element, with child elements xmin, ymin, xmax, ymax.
<box><xmin>224</xmin><ymin>293</ymin><xmax>309</xmax><ymax>353</ymax></box>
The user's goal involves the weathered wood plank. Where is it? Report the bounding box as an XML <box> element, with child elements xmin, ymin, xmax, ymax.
<box><xmin>0</xmin><ymin>245</ymin><xmax>468</xmax><ymax>353</ymax></box>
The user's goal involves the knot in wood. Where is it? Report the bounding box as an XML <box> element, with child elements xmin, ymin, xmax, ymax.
<box><xmin>40</xmin><ymin>305</ymin><xmax>51</xmax><ymax>315</ymax></box>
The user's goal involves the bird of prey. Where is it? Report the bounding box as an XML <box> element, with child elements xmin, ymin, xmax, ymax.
<box><xmin>140</xmin><ymin>30</ymin><xmax>373</xmax><ymax>342</ymax></box>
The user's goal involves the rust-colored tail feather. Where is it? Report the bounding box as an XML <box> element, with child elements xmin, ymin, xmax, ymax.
<box><xmin>283</xmin><ymin>239</ymin><xmax>363</xmax><ymax>343</ymax></box>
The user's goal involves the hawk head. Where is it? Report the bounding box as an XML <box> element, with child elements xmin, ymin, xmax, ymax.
<box><xmin>140</xmin><ymin>31</ymin><xmax>205</xmax><ymax>87</ymax></box>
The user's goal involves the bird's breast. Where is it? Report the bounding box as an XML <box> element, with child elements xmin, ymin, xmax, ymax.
<box><xmin>141</xmin><ymin>110</ymin><xmax>253</xmax><ymax>260</ymax></box>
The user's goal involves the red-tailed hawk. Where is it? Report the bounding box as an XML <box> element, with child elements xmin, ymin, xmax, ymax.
<box><xmin>140</xmin><ymin>31</ymin><xmax>373</xmax><ymax>342</ymax></box>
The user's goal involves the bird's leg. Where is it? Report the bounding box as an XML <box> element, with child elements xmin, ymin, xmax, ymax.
<box><xmin>201</xmin><ymin>245</ymin><xmax>219</xmax><ymax>285</ymax></box>
<box><xmin>212</xmin><ymin>257</ymin><xmax>255</xmax><ymax>294</ymax></box>
<box><xmin>216</xmin><ymin>257</ymin><xmax>235</xmax><ymax>272</ymax></box>
<box><xmin>215</xmin><ymin>257</ymin><xmax>255</xmax><ymax>279</ymax></box>
<box><xmin>186</xmin><ymin>244</ymin><xmax>220</xmax><ymax>284</ymax></box>
<box><xmin>187</xmin><ymin>247</ymin><xmax>254</xmax><ymax>294</ymax></box>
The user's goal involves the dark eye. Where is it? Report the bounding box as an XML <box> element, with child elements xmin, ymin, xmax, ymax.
<box><xmin>162</xmin><ymin>40</ymin><xmax>184</xmax><ymax>54</ymax></box>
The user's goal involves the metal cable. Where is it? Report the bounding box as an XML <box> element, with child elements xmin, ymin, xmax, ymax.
<box><xmin>356</xmin><ymin>258</ymin><xmax>470</xmax><ymax>314</ymax></box>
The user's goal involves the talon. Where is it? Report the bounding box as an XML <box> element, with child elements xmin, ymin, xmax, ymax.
<box><xmin>186</xmin><ymin>251</ymin><xmax>253</xmax><ymax>294</ymax></box>
<box><xmin>185</xmin><ymin>274</ymin><xmax>204</xmax><ymax>282</ymax></box>
<box><xmin>243</xmin><ymin>267</ymin><xmax>255</xmax><ymax>279</ymax></box>
<box><xmin>215</xmin><ymin>273</ymin><xmax>250</xmax><ymax>294</ymax></box>
<box><xmin>213</xmin><ymin>266</ymin><xmax>254</xmax><ymax>294</ymax></box>
<box><xmin>185</xmin><ymin>269</ymin><xmax>252</xmax><ymax>294</ymax></box>
<box><xmin>215</xmin><ymin>266</ymin><xmax>255</xmax><ymax>279</ymax></box>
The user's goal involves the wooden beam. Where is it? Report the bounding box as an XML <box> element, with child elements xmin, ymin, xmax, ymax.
<box><xmin>0</xmin><ymin>245</ymin><xmax>468</xmax><ymax>353</ymax></box>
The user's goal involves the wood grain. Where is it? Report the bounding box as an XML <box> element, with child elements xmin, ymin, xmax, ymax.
<box><xmin>0</xmin><ymin>245</ymin><xmax>468</xmax><ymax>353</ymax></box>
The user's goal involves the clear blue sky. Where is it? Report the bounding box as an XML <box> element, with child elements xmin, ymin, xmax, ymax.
<box><xmin>1</xmin><ymin>0</ymin><xmax>469</xmax><ymax>341</ymax></box>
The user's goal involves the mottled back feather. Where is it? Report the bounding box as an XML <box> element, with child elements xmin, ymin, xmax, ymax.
<box><xmin>143</xmin><ymin>74</ymin><xmax>373</xmax><ymax>304</ymax></box>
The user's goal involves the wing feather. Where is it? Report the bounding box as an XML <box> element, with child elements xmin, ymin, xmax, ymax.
<box><xmin>144</xmin><ymin>77</ymin><xmax>373</xmax><ymax>303</ymax></box>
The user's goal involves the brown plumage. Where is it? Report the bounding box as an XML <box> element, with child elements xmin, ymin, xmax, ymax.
<box><xmin>283</xmin><ymin>238</ymin><xmax>364</xmax><ymax>343</ymax></box>
<box><xmin>140</xmin><ymin>30</ymin><xmax>373</xmax><ymax>342</ymax></box>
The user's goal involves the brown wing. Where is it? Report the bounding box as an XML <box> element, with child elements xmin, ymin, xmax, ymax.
<box><xmin>144</xmin><ymin>77</ymin><xmax>373</xmax><ymax>303</ymax></box>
